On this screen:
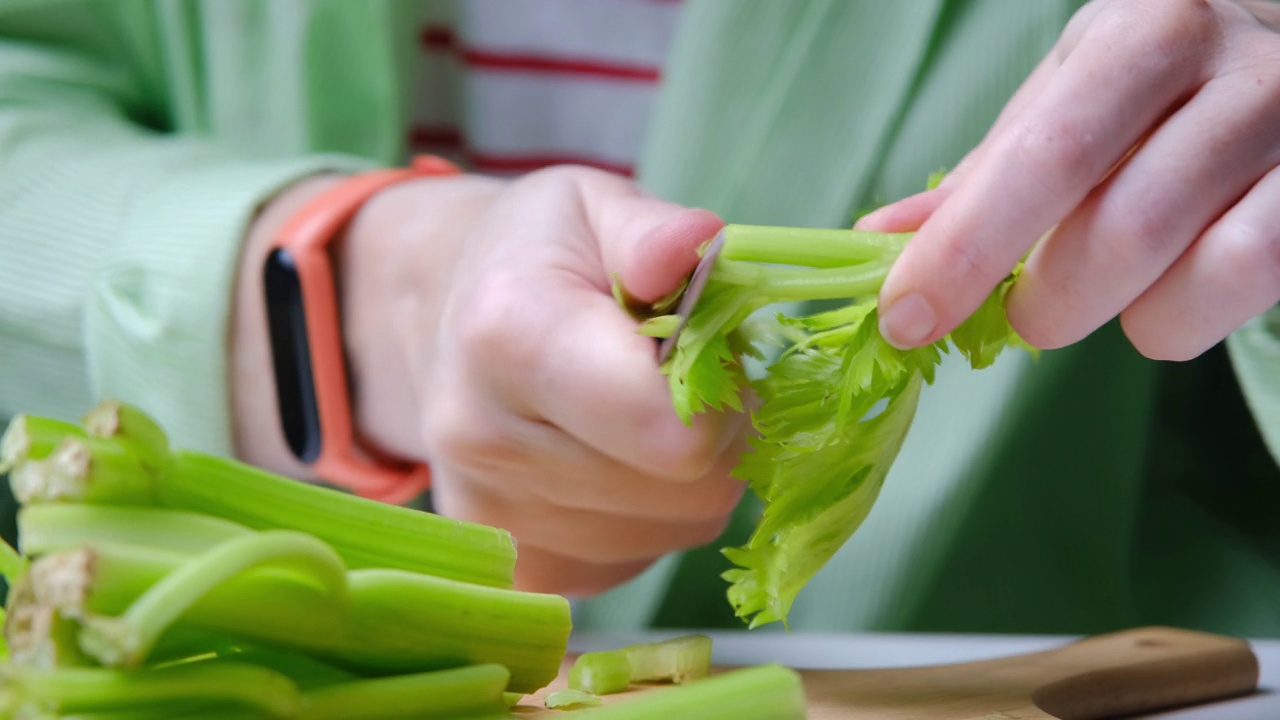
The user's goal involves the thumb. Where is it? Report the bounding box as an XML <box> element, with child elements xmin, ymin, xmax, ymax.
<box><xmin>587</xmin><ymin>182</ymin><xmax>723</xmax><ymax>303</ymax></box>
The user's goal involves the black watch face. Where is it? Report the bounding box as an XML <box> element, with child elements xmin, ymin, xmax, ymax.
<box><xmin>264</xmin><ymin>248</ymin><xmax>323</xmax><ymax>463</ymax></box>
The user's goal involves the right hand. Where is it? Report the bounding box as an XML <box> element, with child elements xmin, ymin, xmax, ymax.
<box><xmin>235</xmin><ymin>166</ymin><xmax>748</xmax><ymax>597</ymax></box>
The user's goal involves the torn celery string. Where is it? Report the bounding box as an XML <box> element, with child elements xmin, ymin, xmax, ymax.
<box><xmin>0</xmin><ymin>410</ymin><xmax>517</xmax><ymax>589</ymax></box>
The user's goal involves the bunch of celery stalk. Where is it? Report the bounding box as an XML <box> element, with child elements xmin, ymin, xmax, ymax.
<box><xmin>0</xmin><ymin>401</ymin><xmax>805</xmax><ymax>719</ymax></box>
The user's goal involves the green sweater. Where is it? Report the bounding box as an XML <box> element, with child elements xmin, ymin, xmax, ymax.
<box><xmin>2</xmin><ymin>0</ymin><xmax>1279</xmax><ymax>638</ymax></box>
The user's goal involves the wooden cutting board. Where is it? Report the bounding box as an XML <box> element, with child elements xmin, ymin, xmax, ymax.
<box><xmin>516</xmin><ymin>626</ymin><xmax>1259</xmax><ymax>719</ymax></box>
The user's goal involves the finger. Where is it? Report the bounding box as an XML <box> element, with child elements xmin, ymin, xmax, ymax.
<box><xmin>1120</xmin><ymin>163</ymin><xmax>1280</xmax><ymax>361</ymax></box>
<box><xmin>876</xmin><ymin>6</ymin><xmax>1210</xmax><ymax>348</ymax></box>
<box><xmin>531</xmin><ymin>288</ymin><xmax>739</xmax><ymax>478</ymax></box>
<box><xmin>579</xmin><ymin>172</ymin><xmax>724</xmax><ymax>302</ymax></box>
<box><xmin>855</xmin><ymin>54</ymin><xmax>1062</xmax><ymax>233</ymax></box>
<box><xmin>433</xmin><ymin>476</ymin><xmax>730</xmax><ymax>566</ymax></box>
<box><xmin>854</xmin><ymin>187</ymin><xmax>951</xmax><ymax>232</ymax></box>
<box><xmin>427</xmin><ymin>390</ymin><xmax>747</xmax><ymax>522</ymax></box>
<box><xmin>1007</xmin><ymin>74</ymin><xmax>1280</xmax><ymax>349</ymax></box>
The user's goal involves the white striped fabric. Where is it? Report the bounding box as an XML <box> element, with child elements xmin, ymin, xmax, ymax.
<box><xmin>409</xmin><ymin>0</ymin><xmax>685</xmax><ymax>177</ymax></box>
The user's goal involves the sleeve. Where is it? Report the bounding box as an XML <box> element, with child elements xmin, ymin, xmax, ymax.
<box><xmin>0</xmin><ymin>33</ymin><xmax>376</xmax><ymax>457</ymax></box>
<box><xmin>1226</xmin><ymin>306</ymin><xmax>1280</xmax><ymax>467</ymax></box>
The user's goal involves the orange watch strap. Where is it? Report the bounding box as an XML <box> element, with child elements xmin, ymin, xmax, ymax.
<box><xmin>269</xmin><ymin>155</ymin><xmax>460</xmax><ymax>503</ymax></box>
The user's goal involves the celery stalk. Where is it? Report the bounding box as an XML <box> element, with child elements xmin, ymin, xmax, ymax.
<box><xmin>21</xmin><ymin>544</ymin><xmax>569</xmax><ymax>694</ymax></box>
<box><xmin>0</xmin><ymin>662</ymin><xmax>300</xmax><ymax>718</ymax></box>
<box><xmin>321</xmin><ymin>569</ymin><xmax>570</xmax><ymax>694</ymax></box>
<box><xmin>566</xmin><ymin>665</ymin><xmax>805</xmax><ymax>720</ymax></box>
<box><xmin>159</xmin><ymin>451</ymin><xmax>517</xmax><ymax>588</ymax></box>
<box><xmin>718</xmin><ymin>225</ymin><xmax>911</xmax><ymax>268</ymax></box>
<box><xmin>8</xmin><ymin>405</ymin><xmax>517</xmax><ymax>588</ymax></box>
<box><xmin>77</xmin><ymin>531</ymin><xmax>347</xmax><ymax>667</ymax></box>
<box><xmin>18</xmin><ymin>505</ymin><xmax>249</xmax><ymax>558</ymax></box>
<box><xmin>298</xmin><ymin>664</ymin><xmax>510</xmax><ymax>719</ymax></box>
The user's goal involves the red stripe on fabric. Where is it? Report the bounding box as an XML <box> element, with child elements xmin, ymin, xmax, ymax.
<box><xmin>469</xmin><ymin>152</ymin><xmax>635</xmax><ymax>177</ymax></box>
<box><xmin>420</xmin><ymin>25</ymin><xmax>456</xmax><ymax>51</ymax></box>
<box><xmin>409</xmin><ymin>125</ymin><xmax>464</xmax><ymax>148</ymax></box>
<box><xmin>461</xmin><ymin>49</ymin><xmax>660</xmax><ymax>82</ymax></box>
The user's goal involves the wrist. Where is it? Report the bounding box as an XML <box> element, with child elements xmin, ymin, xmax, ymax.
<box><xmin>338</xmin><ymin>174</ymin><xmax>506</xmax><ymax>462</ymax></box>
<box><xmin>232</xmin><ymin>173</ymin><xmax>349</xmax><ymax>477</ymax></box>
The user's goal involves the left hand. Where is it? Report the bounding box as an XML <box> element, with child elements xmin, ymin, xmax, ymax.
<box><xmin>864</xmin><ymin>0</ymin><xmax>1280</xmax><ymax>361</ymax></box>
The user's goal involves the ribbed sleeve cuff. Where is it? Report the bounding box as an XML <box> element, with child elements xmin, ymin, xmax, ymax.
<box><xmin>85</xmin><ymin>153</ymin><xmax>377</xmax><ymax>457</ymax></box>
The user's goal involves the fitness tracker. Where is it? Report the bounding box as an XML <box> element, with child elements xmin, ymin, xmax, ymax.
<box><xmin>263</xmin><ymin>155</ymin><xmax>461</xmax><ymax>504</ymax></box>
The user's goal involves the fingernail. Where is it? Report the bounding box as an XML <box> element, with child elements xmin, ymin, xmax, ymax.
<box><xmin>879</xmin><ymin>293</ymin><xmax>936</xmax><ymax>349</ymax></box>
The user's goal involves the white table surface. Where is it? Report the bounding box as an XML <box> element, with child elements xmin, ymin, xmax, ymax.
<box><xmin>569</xmin><ymin>631</ymin><xmax>1280</xmax><ymax>719</ymax></box>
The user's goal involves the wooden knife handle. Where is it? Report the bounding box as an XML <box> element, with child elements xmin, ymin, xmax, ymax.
<box><xmin>1028</xmin><ymin>626</ymin><xmax>1260</xmax><ymax>719</ymax></box>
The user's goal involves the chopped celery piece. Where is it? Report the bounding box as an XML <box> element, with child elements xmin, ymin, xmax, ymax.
<box><xmin>563</xmin><ymin>665</ymin><xmax>805</xmax><ymax>720</ymax></box>
<box><xmin>568</xmin><ymin>650</ymin><xmax>630</xmax><ymax>694</ymax></box>
<box><xmin>546</xmin><ymin>688</ymin><xmax>602</xmax><ymax>709</ymax></box>
<box><xmin>623</xmin><ymin>635</ymin><xmax>712</xmax><ymax>684</ymax></box>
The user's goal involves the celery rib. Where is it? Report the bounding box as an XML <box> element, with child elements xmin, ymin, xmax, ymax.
<box><xmin>2</xmin><ymin>662</ymin><xmax>300</xmax><ymax>718</ymax></box>
<box><xmin>298</xmin><ymin>663</ymin><xmax>510</xmax><ymax>719</ymax></box>
<box><xmin>78</xmin><ymin>532</ymin><xmax>347</xmax><ymax>668</ymax></box>
<box><xmin>17</xmin><ymin>505</ymin><xmax>249</xmax><ymax>558</ymax></box>
<box><xmin>159</xmin><ymin>452</ymin><xmax>517</xmax><ymax>589</ymax></box>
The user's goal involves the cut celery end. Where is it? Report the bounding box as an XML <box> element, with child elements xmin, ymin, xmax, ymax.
<box><xmin>0</xmin><ymin>415</ymin><xmax>84</xmax><ymax>475</ymax></box>
<box><xmin>568</xmin><ymin>650</ymin><xmax>631</xmax><ymax>695</ymax></box>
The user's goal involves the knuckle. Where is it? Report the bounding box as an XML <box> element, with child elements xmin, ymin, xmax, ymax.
<box><xmin>1110</xmin><ymin>200</ymin><xmax>1178</xmax><ymax>263</ymax></box>
<box><xmin>456</xmin><ymin>275</ymin><xmax>542</xmax><ymax>372</ymax></box>
<box><xmin>1011</xmin><ymin>116</ymin><xmax>1098</xmax><ymax>184</ymax></box>
<box><xmin>932</xmin><ymin>220</ymin><xmax>1000</xmax><ymax>284</ymax></box>
<box><xmin>1210</xmin><ymin>215</ymin><xmax>1280</xmax><ymax>293</ymax></box>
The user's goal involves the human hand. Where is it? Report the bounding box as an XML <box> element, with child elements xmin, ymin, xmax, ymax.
<box><xmin>865</xmin><ymin>0</ymin><xmax>1280</xmax><ymax>361</ymax></box>
<box><xmin>329</xmin><ymin>166</ymin><xmax>745</xmax><ymax>596</ymax></box>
